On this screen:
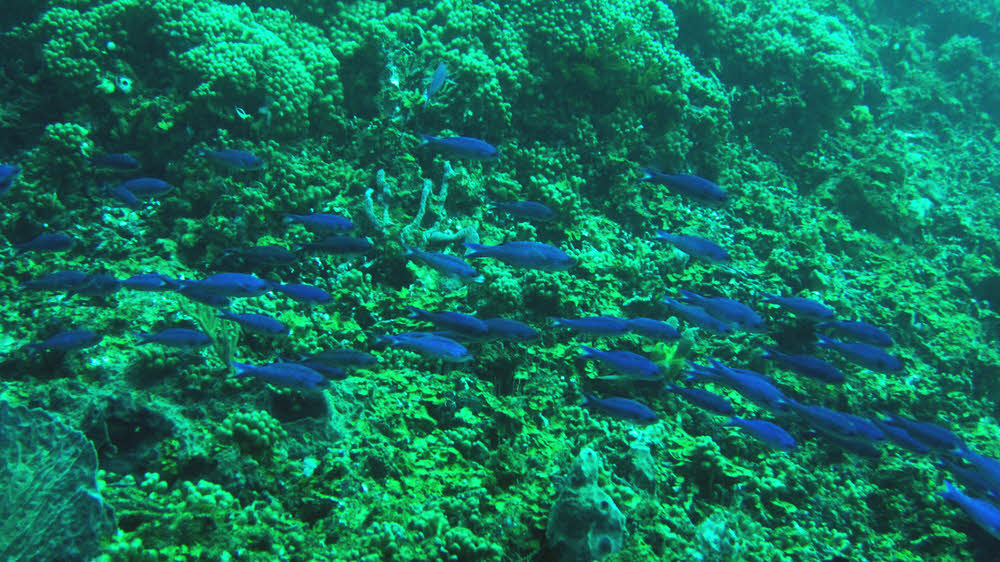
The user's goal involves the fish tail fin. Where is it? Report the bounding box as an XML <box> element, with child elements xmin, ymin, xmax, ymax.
<box><xmin>579</xmin><ymin>345</ymin><xmax>601</xmax><ymax>358</ymax></box>
<box><xmin>638</xmin><ymin>167</ymin><xmax>655</xmax><ymax>181</ymax></box>
<box><xmin>461</xmin><ymin>242</ymin><xmax>488</xmax><ymax>258</ymax></box>
<box><xmin>470</xmin><ymin>275</ymin><xmax>485</xmax><ymax>284</ymax></box>
<box><xmin>405</xmin><ymin>306</ymin><xmax>422</xmax><ymax>319</ymax></box>
<box><xmin>133</xmin><ymin>333</ymin><xmax>152</xmax><ymax>345</ymax></box>
<box><xmin>815</xmin><ymin>334</ymin><xmax>833</xmax><ymax>346</ymax></box>
<box><xmin>230</xmin><ymin>362</ymin><xmax>252</xmax><ymax>377</ymax></box>
<box><xmin>581</xmin><ymin>393</ymin><xmax>598</xmax><ymax>407</ymax></box>
<box><xmin>418</xmin><ymin>134</ymin><xmax>437</xmax><ymax>147</ymax></box>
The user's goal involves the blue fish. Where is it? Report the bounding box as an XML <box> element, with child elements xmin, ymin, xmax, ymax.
<box><xmin>115</xmin><ymin>177</ymin><xmax>173</xmax><ymax>198</ymax></box>
<box><xmin>762</xmin><ymin>294</ymin><xmax>836</xmax><ymax>322</ymax></box>
<box><xmin>404</xmin><ymin>247</ymin><xmax>484</xmax><ymax>282</ymax></box>
<box><xmin>121</xmin><ymin>273</ymin><xmax>181</xmax><ymax>292</ymax></box>
<box><xmin>952</xmin><ymin>449</ymin><xmax>1000</xmax><ymax>493</ymax></box>
<box><xmin>14</xmin><ymin>232</ymin><xmax>75</xmax><ymax>254</ymax></box>
<box><xmin>135</xmin><ymin>328</ymin><xmax>212</xmax><ymax>348</ymax></box>
<box><xmin>288</xmin><ymin>360</ymin><xmax>348</xmax><ymax>381</ymax></box>
<box><xmin>231</xmin><ymin>362</ymin><xmax>329</xmax><ymax>390</ymax></box>
<box><xmin>665</xmin><ymin>383</ymin><xmax>734</xmax><ymax>415</ymax></box>
<box><xmin>882</xmin><ymin>413</ymin><xmax>965</xmax><ymax>451</ymax></box>
<box><xmin>218</xmin><ymin>311</ymin><xmax>287</xmax><ymax>335</ymax></box>
<box><xmin>201</xmin><ymin>148</ymin><xmax>264</xmax><ymax>170</ymax></box>
<box><xmin>842</xmin><ymin>413</ymin><xmax>886</xmax><ymax>442</ymax></box>
<box><xmin>660</xmin><ymin>297</ymin><xmax>734</xmax><ymax>334</ymax></box>
<box><xmin>407</xmin><ymin>307</ymin><xmax>488</xmax><ymax>336</ymax></box>
<box><xmin>24</xmin><ymin>330</ymin><xmax>102</xmax><ymax>354</ymax></box>
<box><xmin>724</xmin><ymin>417</ymin><xmax>796</xmax><ymax>450</ymax></box>
<box><xmin>178</xmin><ymin>286</ymin><xmax>231</xmax><ymax>308</ymax></box>
<box><xmin>490</xmin><ymin>201</ymin><xmax>555</xmax><ymax>221</ymax></box>
<box><xmin>298</xmin><ymin>236</ymin><xmax>373</xmax><ymax>255</ymax></box>
<box><xmin>625</xmin><ymin>318</ymin><xmax>680</xmax><ymax>341</ymax></box>
<box><xmin>686</xmin><ymin>360</ymin><xmax>788</xmax><ymax>412</ymax></box>
<box><xmin>579</xmin><ymin>346</ymin><xmax>662</xmax><ymax>380</ymax></box>
<box><xmin>651</xmin><ymin>231</ymin><xmax>730</xmax><ymax>262</ymax></box>
<box><xmin>90</xmin><ymin>153</ymin><xmax>139</xmax><ymax>169</ymax></box>
<box><xmin>464</xmin><ymin>241</ymin><xmax>574</xmax><ymax>271</ymax></box>
<box><xmin>785</xmin><ymin>400</ymin><xmax>857</xmax><ymax>437</ymax></box>
<box><xmin>816</xmin><ymin>334</ymin><xmax>902</xmax><ymax>373</ymax></box>
<box><xmin>304</xmin><ymin>349</ymin><xmax>378</xmax><ymax>368</ymax></box>
<box><xmin>284</xmin><ymin>213</ymin><xmax>355</xmax><ymax>233</ymax></box>
<box><xmin>274</xmin><ymin>283</ymin><xmax>332</xmax><ymax>305</ymax></box>
<box><xmin>0</xmin><ymin>164</ymin><xmax>20</xmax><ymax>194</ymax></box>
<box><xmin>639</xmin><ymin>168</ymin><xmax>728</xmax><ymax>203</ymax></box>
<box><xmin>482</xmin><ymin>318</ymin><xmax>539</xmax><ymax>341</ymax></box>
<box><xmin>762</xmin><ymin>348</ymin><xmax>845</xmax><ymax>384</ymax></box>
<box><xmin>185</xmin><ymin>273</ymin><xmax>273</xmax><ymax>297</ymax></box>
<box><xmin>582</xmin><ymin>394</ymin><xmax>658</xmax><ymax>423</ymax></box>
<box><xmin>68</xmin><ymin>274</ymin><xmax>121</xmax><ymax>298</ymax></box>
<box><xmin>372</xmin><ymin>332</ymin><xmax>472</xmax><ymax>363</ymax></box>
<box><xmin>552</xmin><ymin>316</ymin><xmax>630</xmax><ymax>336</ymax></box>
<box><xmin>21</xmin><ymin>270</ymin><xmax>89</xmax><ymax>292</ymax></box>
<box><xmin>678</xmin><ymin>289</ymin><xmax>765</xmax><ymax>331</ymax></box>
<box><xmin>871</xmin><ymin>419</ymin><xmax>931</xmax><ymax>454</ymax></box>
<box><xmin>424</xmin><ymin>61</ymin><xmax>448</xmax><ymax>108</ymax></box>
<box><xmin>817</xmin><ymin>320</ymin><xmax>894</xmax><ymax>347</ymax></box>
<box><xmin>107</xmin><ymin>183</ymin><xmax>141</xmax><ymax>208</ymax></box>
<box><xmin>222</xmin><ymin>245</ymin><xmax>297</xmax><ymax>266</ymax></box>
<box><xmin>419</xmin><ymin>134</ymin><xmax>498</xmax><ymax>160</ymax></box>
<box><xmin>940</xmin><ymin>481</ymin><xmax>1000</xmax><ymax>541</ymax></box>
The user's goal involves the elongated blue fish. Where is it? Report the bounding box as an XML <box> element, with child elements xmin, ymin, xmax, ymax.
<box><xmin>419</xmin><ymin>134</ymin><xmax>498</xmax><ymax>160</ymax></box>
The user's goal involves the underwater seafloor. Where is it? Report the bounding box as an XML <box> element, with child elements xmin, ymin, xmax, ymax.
<box><xmin>3</xmin><ymin>0</ymin><xmax>1000</xmax><ymax>560</ymax></box>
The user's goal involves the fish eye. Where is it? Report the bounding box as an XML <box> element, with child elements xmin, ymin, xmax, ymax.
<box><xmin>116</xmin><ymin>76</ymin><xmax>133</xmax><ymax>94</ymax></box>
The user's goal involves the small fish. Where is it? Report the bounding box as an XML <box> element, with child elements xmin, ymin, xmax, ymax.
<box><xmin>424</xmin><ymin>61</ymin><xmax>447</xmax><ymax>108</ymax></box>
<box><xmin>817</xmin><ymin>320</ymin><xmax>894</xmax><ymax>347</ymax></box>
<box><xmin>305</xmin><ymin>349</ymin><xmax>378</xmax><ymax>368</ymax></box>
<box><xmin>218</xmin><ymin>311</ymin><xmax>287</xmax><ymax>335</ymax></box>
<box><xmin>639</xmin><ymin>167</ymin><xmax>728</xmax><ymax>203</ymax></box>
<box><xmin>665</xmin><ymin>384</ymin><xmax>734</xmax><ymax>415</ymax></box>
<box><xmin>297</xmin><ymin>236</ymin><xmax>373</xmax><ymax>255</ymax></box>
<box><xmin>222</xmin><ymin>245</ymin><xmax>297</xmax><ymax>266</ymax></box>
<box><xmin>660</xmin><ymin>297</ymin><xmax>734</xmax><ymax>334</ymax></box>
<box><xmin>274</xmin><ymin>283</ymin><xmax>332</xmax><ymax>305</ymax></box>
<box><xmin>178</xmin><ymin>286</ymin><xmax>231</xmax><ymax>308</ymax></box>
<box><xmin>231</xmin><ymin>362</ymin><xmax>329</xmax><ymax>390</ymax></box>
<box><xmin>184</xmin><ymin>273</ymin><xmax>273</xmax><ymax>298</ymax></box>
<box><xmin>24</xmin><ymin>329</ymin><xmax>102</xmax><ymax>354</ymax></box>
<box><xmin>14</xmin><ymin>232</ymin><xmax>75</xmax><ymax>255</ymax></box>
<box><xmin>288</xmin><ymin>360</ymin><xmax>347</xmax><ymax>381</ymax></box>
<box><xmin>21</xmin><ymin>270</ymin><xmax>89</xmax><ymax>292</ymax></box>
<box><xmin>481</xmin><ymin>318</ymin><xmax>539</xmax><ymax>341</ymax></box>
<box><xmin>463</xmin><ymin>241</ymin><xmax>574</xmax><ymax>271</ymax></box>
<box><xmin>686</xmin><ymin>360</ymin><xmax>787</xmax><ymax>412</ymax></box>
<box><xmin>552</xmin><ymin>316</ymin><xmax>630</xmax><ymax>336</ymax></box>
<box><xmin>785</xmin><ymin>400</ymin><xmax>857</xmax><ymax>437</ymax></box>
<box><xmin>372</xmin><ymin>332</ymin><xmax>472</xmax><ymax>363</ymax></box>
<box><xmin>407</xmin><ymin>306</ymin><xmax>488</xmax><ymax>336</ymax></box>
<box><xmin>284</xmin><ymin>213</ymin><xmax>355</xmax><ymax>233</ymax></box>
<box><xmin>678</xmin><ymin>289</ymin><xmax>765</xmax><ymax>331</ymax></box>
<box><xmin>201</xmin><ymin>148</ymin><xmax>264</xmax><ymax>170</ymax></box>
<box><xmin>762</xmin><ymin>294</ymin><xmax>836</xmax><ymax>322</ymax></box>
<box><xmin>940</xmin><ymin>481</ymin><xmax>1000</xmax><ymax>541</ymax></box>
<box><xmin>121</xmin><ymin>273</ymin><xmax>182</xmax><ymax>292</ymax></box>
<box><xmin>582</xmin><ymin>394</ymin><xmax>658</xmax><ymax>423</ymax></box>
<box><xmin>816</xmin><ymin>334</ymin><xmax>902</xmax><ymax>373</ymax></box>
<box><xmin>625</xmin><ymin>318</ymin><xmax>681</xmax><ymax>341</ymax></box>
<box><xmin>89</xmin><ymin>153</ymin><xmax>140</xmax><ymax>169</ymax></box>
<box><xmin>419</xmin><ymin>134</ymin><xmax>499</xmax><ymax>160</ymax></box>
<box><xmin>0</xmin><ymin>164</ymin><xmax>20</xmax><ymax>194</ymax></box>
<box><xmin>952</xmin><ymin>449</ymin><xmax>1000</xmax><ymax>492</ymax></box>
<box><xmin>724</xmin><ymin>417</ymin><xmax>796</xmax><ymax>450</ymax></box>
<box><xmin>404</xmin><ymin>247</ymin><xmax>483</xmax><ymax>282</ymax></box>
<box><xmin>762</xmin><ymin>348</ymin><xmax>845</xmax><ymax>384</ymax></box>
<box><xmin>871</xmin><ymin>419</ymin><xmax>931</xmax><ymax>454</ymax></box>
<box><xmin>939</xmin><ymin>458</ymin><xmax>1000</xmax><ymax>499</ymax></box>
<box><xmin>115</xmin><ymin>177</ymin><xmax>173</xmax><ymax>198</ymax></box>
<box><xmin>882</xmin><ymin>413</ymin><xmax>965</xmax><ymax>451</ymax></box>
<box><xmin>135</xmin><ymin>328</ymin><xmax>212</xmax><ymax>348</ymax></box>
<box><xmin>107</xmin><ymin>183</ymin><xmax>141</xmax><ymax>208</ymax></box>
<box><xmin>579</xmin><ymin>346</ymin><xmax>662</xmax><ymax>380</ymax></box>
<box><xmin>490</xmin><ymin>201</ymin><xmax>555</xmax><ymax>221</ymax></box>
<box><xmin>68</xmin><ymin>274</ymin><xmax>121</xmax><ymax>298</ymax></box>
<box><xmin>651</xmin><ymin>231</ymin><xmax>730</xmax><ymax>263</ymax></box>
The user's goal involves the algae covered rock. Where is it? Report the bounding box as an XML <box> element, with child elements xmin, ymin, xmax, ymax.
<box><xmin>546</xmin><ymin>447</ymin><xmax>626</xmax><ymax>561</ymax></box>
<box><xmin>0</xmin><ymin>400</ymin><xmax>116</xmax><ymax>562</ymax></box>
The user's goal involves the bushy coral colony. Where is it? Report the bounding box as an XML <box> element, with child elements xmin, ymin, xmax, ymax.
<box><xmin>2</xmin><ymin>0</ymin><xmax>1000</xmax><ymax>560</ymax></box>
